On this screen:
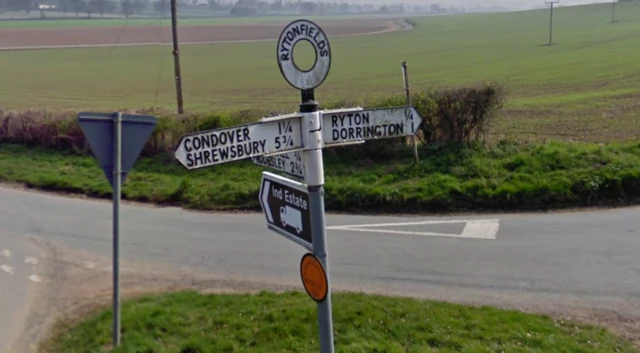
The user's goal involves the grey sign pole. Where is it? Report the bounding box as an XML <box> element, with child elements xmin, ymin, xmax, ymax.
<box><xmin>301</xmin><ymin>89</ymin><xmax>335</xmax><ymax>353</ymax></box>
<box><xmin>112</xmin><ymin>112</ymin><xmax>122</xmax><ymax>347</ymax></box>
<box><xmin>77</xmin><ymin>111</ymin><xmax>157</xmax><ymax>349</ymax></box>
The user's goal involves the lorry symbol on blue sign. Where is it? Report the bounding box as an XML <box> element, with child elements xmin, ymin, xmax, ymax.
<box><xmin>280</xmin><ymin>206</ymin><xmax>303</xmax><ymax>234</ymax></box>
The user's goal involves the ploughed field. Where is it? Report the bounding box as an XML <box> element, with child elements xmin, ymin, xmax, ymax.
<box><xmin>0</xmin><ymin>19</ymin><xmax>399</xmax><ymax>48</ymax></box>
<box><xmin>1</xmin><ymin>2</ymin><xmax>640</xmax><ymax>144</ymax></box>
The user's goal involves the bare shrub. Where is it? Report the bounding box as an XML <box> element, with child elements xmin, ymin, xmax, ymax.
<box><xmin>425</xmin><ymin>82</ymin><xmax>505</xmax><ymax>145</ymax></box>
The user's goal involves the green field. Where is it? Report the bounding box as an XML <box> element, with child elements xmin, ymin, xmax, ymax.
<box><xmin>42</xmin><ymin>290</ymin><xmax>638</xmax><ymax>353</ymax></box>
<box><xmin>1</xmin><ymin>3</ymin><xmax>640</xmax><ymax>143</ymax></box>
<box><xmin>2</xmin><ymin>3</ymin><xmax>640</xmax><ymax>214</ymax></box>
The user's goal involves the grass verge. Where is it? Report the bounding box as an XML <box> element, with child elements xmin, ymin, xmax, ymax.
<box><xmin>2</xmin><ymin>140</ymin><xmax>640</xmax><ymax>213</ymax></box>
<box><xmin>41</xmin><ymin>290</ymin><xmax>638</xmax><ymax>353</ymax></box>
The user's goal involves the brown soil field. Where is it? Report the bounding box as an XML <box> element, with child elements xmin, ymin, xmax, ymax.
<box><xmin>0</xmin><ymin>19</ymin><xmax>401</xmax><ymax>48</ymax></box>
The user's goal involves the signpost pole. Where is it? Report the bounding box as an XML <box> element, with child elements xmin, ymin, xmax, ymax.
<box><xmin>112</xmin><ymin>112</ymin><xmax>122</xmax><ymax>347</ymax></box>
<box><xmin>300</xmin><ymin>89</ymin><xmax>335</xmax><ymax>353</ymax></box>
<box><xmin>77</xmin><ymin>111</ymin><xmax>157</xmax><ymax>349</ymax></box>
<box><xmin>402</xmin><ymin>61</ymin><xmax>419</xmax><ymax>163</ymax></box>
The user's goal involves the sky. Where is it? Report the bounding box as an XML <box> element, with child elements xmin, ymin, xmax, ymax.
<box><xmin>381</xmin><ymin>0</ymin><xmax>612</xmax><ymax>9</ymax></box>
<box><xmin>423</xmin><ymin>0</ymin><xmax>608</xmax><ymax>4</ymax></box>
<box><xmin>480</xmin><ymin>0</ymin><xmax>609</xmax><ymax>5</ymax></box>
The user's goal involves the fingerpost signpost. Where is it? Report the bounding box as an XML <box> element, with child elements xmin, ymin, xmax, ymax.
<box><xmin>174</xmin><ymin>19</ymin><xmax>423</xmax><ymax>353</ymax></box>
<box><xmin>275</xmin><ymin>19</ymin><xmax>337</xmax><ymax>353</ymax></box>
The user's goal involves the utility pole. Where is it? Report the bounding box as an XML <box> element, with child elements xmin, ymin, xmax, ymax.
<box><xmin>545</xmin><ymin>0</ymin><xmax>559</xmax><ymax>46</ymax></box>
<box><xmin>611</xmin><ymin>0</ymin><xmax>617</xmax><ymax>23</ymax></box>
<box><xmin>170</xmin><ymin>0</ymin><xmax>184</xmax><ymax>114</ymax></box>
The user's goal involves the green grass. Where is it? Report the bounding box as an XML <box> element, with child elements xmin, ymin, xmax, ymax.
<box><xmin>41</xmin><ymin>290</ymin><xmax>638</xmax><ymax>353</ymax></box>
<box><xmin>1</xmin><ymin>3</ymin><xmax>639</xmax><ymax>142</ymax></box>
<box><xmin>3</xmin><ymin>140</ymin><xmax>640</xmax><ymax>213</ymax></box>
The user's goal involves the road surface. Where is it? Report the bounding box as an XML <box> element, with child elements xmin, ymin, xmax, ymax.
<box><xmin>0</xmin><ymin>185</ymin><xmax>638</xmax><ymax>351</ymax></box>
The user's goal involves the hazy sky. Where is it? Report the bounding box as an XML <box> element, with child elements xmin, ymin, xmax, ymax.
<box><xmin>487</xmin><ymin>0</ymin><xmax>608</xmax><ymax>5</ymax></box>
<box><xmin>395</xmin><ymin>0</ymin><xmax>612</xmax><ymax>7</ymax></box>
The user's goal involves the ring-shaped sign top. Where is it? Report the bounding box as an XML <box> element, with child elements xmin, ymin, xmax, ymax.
<box><xmin>277</xmin><ymin>19</ymin><xmax>332</xmax><ymax>91</ymax></box>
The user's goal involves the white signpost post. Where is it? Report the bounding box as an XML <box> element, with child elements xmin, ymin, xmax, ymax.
<box><xmin>174</xmin><ymin>18</ymin><xmax>424</xmax><ymax>353</ymax></box>
<box><xmin>251</xmin><ymin>107</ymin><xmax>366</xmax><ymax>179</ymax></box>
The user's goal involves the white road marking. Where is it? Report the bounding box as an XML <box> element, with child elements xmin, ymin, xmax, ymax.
<box><xmin>27</xmin><ymin>275</ymin><xmax>41</xmax><ymax>283</ymax></box>
<box><xmin>460</xmin><ymin>219</ymin><xmax>500</xmax><ymax>239</ymax></box>
<box><xmin>327</xmin><ymin>220</ymin><xmax>468</xmax><ymax>229</ymax></box>
<box><xmin>24</xmin><ymin>257</ymin><xmax>38</xmax><ymax>265</ymax></box>
<box><xmin>326</xmin><ymin>227</ymin><xmax>458</xmax><ymax>237</ymax></box>
<box><xmin>1</xmin><ymin>249</ymin><xmax>11</xmax><ymax>258</ymax></box>
<box><xmin>1</xmin><ymin>265</ymin><xmax>14</xmax><ymax>275</ymax></box>
<box><xmin>326</xmin><ymin>219</ymin><xmax>500</xmax><ymax>240</ymax></box>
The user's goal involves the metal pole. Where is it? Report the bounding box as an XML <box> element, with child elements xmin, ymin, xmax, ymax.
<box><xmin>170</xmin><ymin>0</ymin><xmax>184</xmax><ymax>114</ymax></box>
<box><xmin>300</xmin><ymin>89</ymin><xmax>335</xmax><ymax>353</ymax></box>
<box><xmin>112</xmin><ymin>112</ymin><xmax>122</xmax><ymax>347</ymax></box>
<box><xmin>402</xmin><ymin>61</ymin><xmax>418</xmax><ymax>163</ymax></box>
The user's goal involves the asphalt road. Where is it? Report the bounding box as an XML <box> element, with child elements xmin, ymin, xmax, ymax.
<box><xmin>1</xmin><ymin>185</ymin><xmax>639</xmax><ymax>350</ymax></box>
<box><xmin>0</xmin><ymin>191</ymin><xmax>44</xmax><ymax>353</ymax></box>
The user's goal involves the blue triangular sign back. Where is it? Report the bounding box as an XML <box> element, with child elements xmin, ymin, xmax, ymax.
<box><xmin>78</xmin><ymin>112</ymin><xmax>157</xmax><ymax>189</ymax></box>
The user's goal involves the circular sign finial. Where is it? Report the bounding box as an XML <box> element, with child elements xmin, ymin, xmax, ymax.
<box><xmin>277</xmin><ymin>19</ymin><xmax>332</xmax><ymax>91</ymax></box>
<box><xmin>300</xmin><ymin>253</ymin><xmax>328</xmax><ymax>302</ymax></box>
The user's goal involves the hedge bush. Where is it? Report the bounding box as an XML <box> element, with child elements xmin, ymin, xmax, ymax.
<box><xmin>0</xmin><ymin>82</ymin><xmax>506</xmax><ymax>161</ymax></box>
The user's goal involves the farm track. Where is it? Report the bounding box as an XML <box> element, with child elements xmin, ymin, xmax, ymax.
<box><xmin>0</xmin><ymin>19</ymin><xmax>412</xmax><ymax>51</ymax></box>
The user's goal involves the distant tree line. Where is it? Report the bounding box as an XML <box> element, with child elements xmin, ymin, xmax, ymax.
<box><xmin>226</xmin><ymin>0</ymin><xmax>462</xmax><ymax>16</ymax></box>
<box><xmin>0</xmin><ymin>0</ymin><xmax>151</xmax><ymax>18</ymax></box>
<box><xmin>0</xmin><ymin>0</ymin><xmax>467</xmax><ymax>19</ymax></box>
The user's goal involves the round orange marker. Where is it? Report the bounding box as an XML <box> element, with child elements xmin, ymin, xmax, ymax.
<box><xmin>300</xmin><ymin>253</ymin><xmax>328</xmax><ymax>303</ymax></box>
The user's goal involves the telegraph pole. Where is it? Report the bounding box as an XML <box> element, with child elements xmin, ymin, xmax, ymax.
<box><xmin>611</xmin><ymin>0</ymin><xmax>617</xmax><ymax>23</ymax></box>
<box><xmin>170</xmin><ymin>0</ymin><xmax>185</xmax><ymax>114</ymax></box>
<box><xmin>546</xmin><ymin>0</ymin><xmax>559</xmax><ymax>46</ymax></box>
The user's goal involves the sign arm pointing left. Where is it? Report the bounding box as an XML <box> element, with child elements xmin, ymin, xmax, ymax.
<box><xmin>174</xmin><ymin>116</ymin><xmax>304</xmax><ymax>170</ymax></box>
<box><xmin>261</xmin><ymin>180</ymin><xmax>273</xmax><ymax>222</ymax></box>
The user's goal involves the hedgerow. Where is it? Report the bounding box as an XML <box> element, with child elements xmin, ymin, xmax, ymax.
<box><xmin>0</xmin><ymin>82</ymin><xmax>506</xmax><ymax>160</ymax></box>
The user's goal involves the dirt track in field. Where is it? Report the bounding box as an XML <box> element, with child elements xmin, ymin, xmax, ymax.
<box><xmin>0</xmin><ymin>19</ymin><xmax>403</xmax><ymax>49</ymax></box>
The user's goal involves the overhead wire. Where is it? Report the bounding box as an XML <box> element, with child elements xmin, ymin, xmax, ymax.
<box><xmin>97</xmin><ymin>12</ymin><xmax>132</xmax><ymax>107</ymax></box>
<box><xmin>99</xmin><ymin>13</ymin><xmax>132</xmax><ymax>77</ymax></box>
<box><xmin>153</xmin><ymin>0</ymin><xmax>168</xmax><ymax>108</ymax></box>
